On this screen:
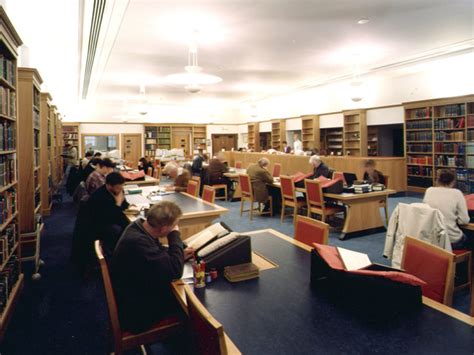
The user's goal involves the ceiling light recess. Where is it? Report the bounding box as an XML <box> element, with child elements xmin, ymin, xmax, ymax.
<box><xmin>357</xmin><ymin>18</ymin><xmax>370</xmax><ymax>25</ymax></box>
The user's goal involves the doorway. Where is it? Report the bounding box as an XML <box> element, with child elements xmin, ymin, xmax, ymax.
<box><xmin>121</xmin><ymin>133</ymin><xmax>142</xmax><ymax>168</ymax></box>
<box><xmin>212</xmin><ymin>134</ymin><xmax>238</xmax><ymax>156</ymax></box>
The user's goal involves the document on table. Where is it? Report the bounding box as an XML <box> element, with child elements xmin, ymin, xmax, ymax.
<box><xmin>336</xmin><ymin>247</ymin><xmax>372</xmax><ymax>271</ymax></box>
<box><xmin>125</xmin><ymin>194</ymin><xmax>150</xmax><ymax>207</ymax></box>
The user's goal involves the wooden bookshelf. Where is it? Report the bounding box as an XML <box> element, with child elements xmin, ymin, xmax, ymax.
<box><xmin>368</xmin><ymin>126</ymin><xmax>378</xmax><ymax>156</ymax></box>
<box><xmin>0</xmin><ymin>6</ymin><xmax>23</xmax><ymax>342</ymax></box>
<box><xmin>247</xmin><ymin>123</ymin><xmax>260</xmax><ymax>151</ymax></box>
<box><xmin>144</xmin><ymin>125</ymin><xmax>171</xmax><ymax>157</ymax></box>
<box><xmin>343</xmin><ymin>110</ymin><xmax>367</xmax><ymax>156</ymax></box>
<box><xmin>259</xmin><ymin>132</ymin><xmax>271</xmax><ymax>151</ymax></box>
<box><xmin>271</xmin><ymin>119</ymin><xmax>286</xmax><ymax>150</ymax></box>
<box><xmin>301</xmin><ymin>115</ymin><xmax>320</xmax><ymax>151</ymax></box>
<box><xmin>320</xmin><ymin>128</ymin><xmax>343</xmax><ymax>156</ymax></box>
<box><xmin>39</xmin><ymin>93</ymin><xmax>52</xmax><ymax>215</ymax></box>
<box><xmin>62</xmin><ymin>123</ymin><xmax>79</xmax><ymax>152</ymax></box>
<box><xmin>192</xmin><ymin>125</ymin><xmax>206</xmax><ymax>151</ymax></box>
<box><xmin>55</xmin><ymin>114</ymin><xmax>63</xmax><ymax>183</ymax></box>
<box><xmin>404</xmin><ymin>95</ymin><xmax>474</xmax><ymax>193</ymax></box>
<box><xmin>49</xmin><ymin>106</ymin><xmax>62</xmax><ymax>186</ymax></box>
<box><xmin>17</xmin><ymin>68</ymin><xmax>43</xmax><ymax>235</ymax></box>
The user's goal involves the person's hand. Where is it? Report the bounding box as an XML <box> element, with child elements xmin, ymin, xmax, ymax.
<box><xmin>115</xmin><ymin>190</ymin><xmax>125</xmax><ymax>206</ymax></box>
<box><xmin>184</xmin><ymin>247</ymin><xmax>195</xmax><ymax>261</ymax></box>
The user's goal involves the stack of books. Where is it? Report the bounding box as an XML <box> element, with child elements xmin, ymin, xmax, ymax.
<box><xmin>224</xmin><ymin>263</ymin><xmax>260</xmax><ymax>282</ymax></box>
<box><xmin>353</xmin><ymin>183</ymin><xmax>372</xmax><ymax>194</ymax></box>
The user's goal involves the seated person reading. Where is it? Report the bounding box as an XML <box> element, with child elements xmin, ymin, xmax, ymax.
<box><xmin>110</xmin><ymin>201</ymin><xmax>194</xmax><ymax>333</ymax></box>
<box><xmin>207</xmin><ymin>152</ymin><xmax>233</xmax><ymax>197</ymax></box>
<box><xmin>87</xmin><ymin>172</ymin><xmax>129</xmax><ymax>256</ymax></box>
<box><xmin>362</xmin><ymin>159</ymin><xmax>385</xmax><ymax>185</ymax></box>
<box><xmin>191</xmin><ymin>149</ymin><xmax>208</xmax><ymax>176</ymax></box>
<box><xmin>85</xmin><ymin>158</ymin><xmax>116</xmax><ymax>195</ymax></box>
<box><xmin>295</xmin><ymin>155</ymin><xmax>330</xmax><ymax>188</ymax></box>
<box><xmin>163</xmin><ymin>163</ymin><xmax>190</xmax><ymax>192</ymax></box>
<box><xmin>247</xmin><ymin>158</ymin><xmax>274</xmax><ymax>211</ymax></box>
<box><xmin>423</xmin><ymin>169</ymin><xmax>470</xmax><ymax>250</ymax></box>
<box><xmin>138</xmin><ymin>157</ymin><xmax>154</xmax><ymax>175</ymax></box>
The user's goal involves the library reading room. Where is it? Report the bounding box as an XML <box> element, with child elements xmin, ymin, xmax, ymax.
<box><xmin>0</xmin><ymin>0</ymin><xmax>473</xmax><ymax>354</ymax></box>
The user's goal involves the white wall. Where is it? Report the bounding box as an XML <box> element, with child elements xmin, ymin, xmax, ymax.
<box><xmin>320</xmin><ymin>113</ymin><xmax>343</xmax><ymax>128</ymax></box>
<box><xmin>367</xmin><ymin>106</ymin><xmax>404</xmax><ymax>126</ymax></box>
<box><xmin>259</xmin><ymin>121</ymin><xmax>271</xmax><ymax>132</ymax></box>
<box><xmin>78</xmin><ymin>123</ymin><xmax>144</xmax><ymax>156</ymax></box>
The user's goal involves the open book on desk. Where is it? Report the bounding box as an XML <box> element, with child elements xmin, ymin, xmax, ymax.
<box><xmin>336</xmin><ymin>247</ymin><xmax>402</xmax><ymax>272</ymax></box>
<box><xmin>186</xmin><ymin>222</ymin><xmax>233</xmax><ymax>251</ymax></box>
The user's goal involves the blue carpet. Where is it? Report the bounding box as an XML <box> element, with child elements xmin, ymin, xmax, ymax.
<box><xmin>0</xmin><ymin>191</ymin><xmax>471</xmax><ymax>354</ymax></box>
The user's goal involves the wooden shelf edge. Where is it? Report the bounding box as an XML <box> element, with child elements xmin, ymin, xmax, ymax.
<box><xmin>0</xmin><ymin>211</ymin><xmax>18</xmax><ymax>233</ymax></box>
<box><xmin>0</xmin><ymin>181</ymin><xmax>17</xmax><ymax>194</ymax></box>
<box><xmin>0</xmin><ymin>274</ymin><xmax>24</xmax><ymax>342</ymax></box>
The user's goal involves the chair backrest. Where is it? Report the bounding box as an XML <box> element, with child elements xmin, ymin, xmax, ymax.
<box><xmin>294</xmin><ymin>216</ymin><xmax>329</xmax><ymax>247</ymax></box>
<box><xmin>272</xmin><ymin>163</ymin><xmax>281</xmax><ymax>177</ymax></box>
<box><xmin>187</xmin><ymin>180</ymin><xmax>199</xmax><ymax>197</ymax></box>
<box><xmin>202</xmin><ymin>185</ymin><xmax>216</xmax><ymax>204</ymax></box>
<box><xmin>192</xmin><ymin>175</ymin><xmax>201</xmax><ymax>191</ymax></box>
<box><xmin>332</xmin><ymin>171</ymin><xmax>346</xmax><ymax>185</ymax></box>
<box><xmin>153</xmin><ymin>166</ymin><xmax>161</xmax><ymax>180</ymax></box>
<box><xmin>384</xmin><ymin>175</ymin><xmax>389</xmax><ymax>187</ymax></box>
<box><xmin>305</xmin><ymin>179</ymin><xmax>324</xmax><ymax>208</ymax></box>
<box><xmin>235</xmin><ymin>161</ymin><xmax>243</xmax><ymax>169</ymax></box>
<box><xmin>184</xmin><ymin>286</ymin><xmax>227</xmax><ymax>355</ymax></box>
<box><xmin>279</xmin><ymin>175</ymin><xmax>295</xmax><ymax>201</ymax></box>
<box><xmin>401</xmin><ymin>236</ymin><xmax>455</xmax><ymax>305</ymax></box>
<box><xmin>94</xmin><ymin>240</ymin><xmax>122</xmax><ymax>344</ymax></box>
<box><xmin>146</xmin><ymin>166</ymin><xmax>153</xmax><ymax>176</ymax></box>
<box><xmin>238</xmin><ymin>174</ymin><xmax>252</xmax><ymax>198</ymax></box>
<box><xmin>153</xmin><ymin>159</ymin><xmax>161</xmax><ymax>169</ymax></box>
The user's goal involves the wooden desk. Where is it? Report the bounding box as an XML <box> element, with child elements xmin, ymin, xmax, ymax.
<box><xmin>172</xmin><ymin>229</ymin><xmax>474</xmax><ymax>354</ymax></box>
<box><xmin>124</xmin><ymin>175</ymin><xmax>159</xmax><ymax>187</ymax></box>
<box><xmin>125</xmin><ymin>188</ymin><xmax>228</xmax><ymax>239</ymax></box>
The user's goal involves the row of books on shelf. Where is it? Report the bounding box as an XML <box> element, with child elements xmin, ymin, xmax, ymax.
<box><xmin>468</xmin><ymin>115</ymin><xmax>474</xmax><ymax>127</ymax></box>
<box><xmin>0</xmin><ymin>121</ymin><xmax>16</xmax><ymax>151</ymax></box>
<box><xmin>64</xmin><ymin>140</ymin><xmax>76</xmax><ymax>146</ymax></box>
<box><xmin>407</xmin><ymin>166</ymin><xmax>432</xmax><ymax>177</ymax></box>
<box><xmin>0</xmin><ymin>189</ymin><xmax>16</xmax><ymax>225</ymax></box>
<box><xmin>0</xmin><ymin>256</ymin><xmax>20</xmax><ymax>313</ymax></box>
<box><xmin>435</xmin><ymin>131</ymin><xmax>464</xmax><ymax>141</ymax></box>
<box><xmin>0</xmin><ymin>156</ymin><xmax>15</xmax><ymax>187</ymax></box>
<box><xmin>406</xmin><ymin>131</ymin><xmax>432</xmax><ymax>141</ymax></box>
<box><xmin>434</xmin><ymin>155</ymin><xmax>465</xmax><ymax>168</ymax></box>
<box><xmin>410</xmin><ymin>107</ymin><xmax>431</xmax><ymax>118</ymax></box>
<box><xmin>0</xmin><ymin>56</ymin><xmax>15</xmax><ymax>87</ymax></box>
<box><xmin>407</xmin><ymin>156</ymin><xmax>433</xmax><ymax>165</ymax></box>
<box><xmin>440</xmin><ymin>104</ymin><xmax>465</xmax><ymax>117</ymax></box>
<box><xmin>434</xmin><ymin>117</ymin><xmax>465</xmax><ymax>129</ymax></box>
<box><xmin>467</xmin><ymin>156</ymin><xmax>474</xmax><ymax>169</ymax></box>
<box><xmin>406</xmin><ymin>120</ymin><xmax>432</xmax><ymax>130</ymax></box>
<box><xmin>33</xmin><ymin>110</ymin><xmax>40</xmax><ymax>130</ymax></box>
<box><xmin>0</xmin><ymin>224</ymin><xmax>15</xmax><ymax>265</ymax></box>
<box><xmin>407</xmin><ymin>144</ymin><xmax>432</xmax><ymax>153</ymax></box>
<box><xmin>63</xmin><ymin>133</ymin><xmax>78</xmax><ymax>139</ymax></box>
<box><xmin>434</xmin><ymin>142</ymin><xmax>465</xmax><ymax>154</ymax></box>
<box><xmin>0</xmin><ymin>86</ymin><xmax>15</xmax><ymax>118</ymax></box>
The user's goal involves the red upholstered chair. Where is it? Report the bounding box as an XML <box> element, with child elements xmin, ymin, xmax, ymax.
<box><xmin>332</xmin><ymin>171</ymin><xmax>347</xmax><ymax>185</ymax></box>
<box><xmin>401</xmin><ymin>236</ymin><xmax>455</xmax><ymax>306</ymax></box>
<box><xmin>191</xmin><ymin>175</ymin><xmax>201</xmax><ymax>196</ymax></box>
<box><xmin>202</xmin><ymin>185</ymin><xmax>216</xmax><ymax>204</ymax></box>
<box><xmin>305</xmin><ymin>179</ymin><xmax>345</xmax><ymax>223</ymax></box>
<box><xmin>272</xmin><ymin>163</ymin><xmax>281</xmax><ymax>178</ymax></box>
<box><xmin>294</xmin><ymin>215</ymin><xmax>329</xmax><ymax>247</ymax></box>
<box><xmin>238</xmin><ymin>174</ymin><xmax>272</xmax><ymax>220</ymax></box>
<box><xmin>280</xmin><ymin>175</ymin><xmax>306</xmax><ymax>223</ymax></box>
<box><xmin>235</xmin><ymin>161</ymin><xmax>243</xmax><ymax>169</ymax></box>
<box><xmin>184</xmin><ymin>286</ymin><xmax>228</xmax><ymax>355</ymax></box>
<box><xmin>187</xmin><ymin>180</ymin><xmax>199</xmax><ymax>197</ymax></box>
<box><xmin>94</xmin><ymin>241</ymin><xmax>182</xmax><ymax>355</ymax></box>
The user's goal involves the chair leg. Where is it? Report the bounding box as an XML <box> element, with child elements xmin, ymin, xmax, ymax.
<box><xmin>224</xmin><ymin>185</ymin><xmax>228</xmax><ymax>201</ymax></box>
<box><xmin>269</xmin><ymin>196</ymin><xmax>273</xmax><ymax>217</ymax></box>
<box><xmin>281</xmin><ymin>203</ymin><xmax>285</xmax><ymax>223</ymax></box>
<box><xmin>293</xmin><ymin>206</ymin><xmax>298</xmax><ymax>225</ymax></box>
<box><xmin>384</xmin><ymin>200</ymin><xmax>389</xmax><ymax>224</ymax></box>
<box><xmin>249</xmin><ymin>200</ymin><xmax>253</xmax><ymax>221</ymax></box>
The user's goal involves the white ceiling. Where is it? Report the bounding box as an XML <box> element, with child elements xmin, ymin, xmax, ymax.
<box><xmin>4</xmin><ymin>0</ymin><xmax>474</xmax><ymax>122</ymax></box>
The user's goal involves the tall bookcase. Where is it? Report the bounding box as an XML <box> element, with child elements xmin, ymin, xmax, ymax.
<box><xmin>343</xmin><ymin>110</ymin><xmax>367</xmax><ymax>156</ymax></box>
<box><xmin>368</xmin><ymin>126</ymin><xmax>378</xmax><ymax>156</ymax></box>
<box><xmin>17</xmin><ymin>68</ymin><xmax>43</xmax><ymax>236</ymax></box>
<box><xmin>301</xmin><ymin>115</ymin><xmax>320</xmax><ymax>151</ymax></box>
<box><xmin>55</xmin><ymin>114</ymin><xmax>63</xmax><ymax>184</ymax></box>
<box><xmin>320</xmin><ymin>128</ymin><xmax>344</xmax><ymax>156</ymax></box>
<box><xmin>247</xmin><ymin>123</ymin><xmax>260</xmax><ymax>151</ymax></box>
<box><xmin>0</xmin><ymin>6</ymin><xmax>23</xmax><ymax>341</ymax></box>
<box><xmin>39</xmin><ymin>93</ymin><xmax>52</xmax><ymax>216</ymax></box>
<box><xmin>62</xmin><ymin>123</ymin><xmax>79</xmax><ymax>152</ymax></box>
<box><xmin>192</xmin><ymin>125</ymin><xmax>206</xmax><ymax>151</ymax></box>
<box><xmin>271</xmin><ymin>119</ymin><xmax>286</xmax><ymax>150</ymax></box>
<box><xmin>49</xmin><ymin>106</ymin><xmax>62</xmax><ymax>186</ymax></box>
<box><xmin>405</xmin><ymin>95</ymin><xmax>474</xmax><ymax>193</ymax></box>
<box><xmin>144</xmin><ymin>125</ymin><xmax>171</xmax><ymax>157</ymax></box>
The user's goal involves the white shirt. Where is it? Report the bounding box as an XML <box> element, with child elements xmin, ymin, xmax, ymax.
<box><xmin>423</xmin><ymin>187</ymin><xmax>469</xmax><ymax>243</ymax></box>
<box><xmin>293</xmin><ymin>139</ymin><xmax>302</xmax><ymax>152</ymax></box>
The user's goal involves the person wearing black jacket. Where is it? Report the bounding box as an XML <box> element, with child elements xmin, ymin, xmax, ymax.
<box><xmin>191</xmin><ymin>149</ymin><xmax>207</xmax><ymax>176</ymax></box>
<box><xmin>110</xmin><ymin>201</ymin><xmax>194</xmax><ymax>333</ymax></box>
<box><xmin>87</xmin><ymin>172</ymin><xmax>129</xmax><ymax>256</ymax></box>
<box><xmin>138</xmin><ymin>157</ymin><xmax>154</xmax><ymax>175</ymax></box>
<box><xmin>295</xmin><ymin>155</ymin><xmax>330</xmax><ymax>188</ymax></box>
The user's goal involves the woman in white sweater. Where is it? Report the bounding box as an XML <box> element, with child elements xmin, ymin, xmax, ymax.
<box><xmin>423</xmin><ymin>169</ymin><xmax>470</xmax><ymax>249</ymax></box>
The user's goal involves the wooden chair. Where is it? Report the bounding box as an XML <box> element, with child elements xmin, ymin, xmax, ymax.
<box><xmin>202</xmin><ymin>185</ymin><xmax>216</xmax><ymax>204</ymax></box>
<box><xmin>94</xmin><ymin>241</ymin><xmax>182</xmax><ymax>355</ymax></box>
<box><xmin>272</xmin><ymin>163</ymin><xmax>281</xmax><ymax>178</ymax></box>
<box><xmin>146</xmin><ymin>166</ymin><xmax>153</xmax><ymax>176</ymax></box>
<box><xmin>238</xmin><ymin>174</ymin><xmax>272</xmax><ymax>220</ymax></box>
<box><xmin>184</xmin><ymin>286</ymin><xmax>228</xmax><ymax>355</ymax></box>
<box><xmin>279</xmin><ymin>175</ymin><xmax>306</xmax><ymax>223</ymax></box>
<box><xmin>187</xmin><ymin>180</ymin><xmax>199</xmax><ymax>197</ymax></box>
<box><xmin>452</xmin><ymin>249</ymin><xmax>472</xmax><ymax>293</ymax></box>
<box><xmin>294</xmin><ymin>216</ymin><xmax>329</xmax><ymax>247</ymax></box>
<box><xmin>153</xmin><ymin>158</ymin><xmax>161</xmax><ymax>169</ymax></box>
<box><xmin>401</xmin><ymin>236</ymin><xmax>455</xmax><ymax>306</ymax></box>
<box><xmin>213</xmin><ymin>184</ymin><xmax>228</xmax><ymax>201</ymax></box>
<box><xmin>304</xmin><ymin>179</ymin><xmax>345</xmax><ymax>223</ymax></box>
<box><xmin>235</xmin><ymin>161</ymin><xmax>243</xmax><ymax>169</ymax></box>
<box><xmin>191</xmin><ymin>175</ymin><xmax>201</xmax><ymax>196</ymax></box>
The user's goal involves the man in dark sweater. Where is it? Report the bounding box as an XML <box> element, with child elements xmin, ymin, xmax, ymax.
<box><xmin>87</xmin><ymin>172</ymin><xmax>129</xmax><ymax>256</ymax></box>
<box><xmin>110</xmin><ymin>201</ymin><xmax>194</xmax><ymax>333</ymax></box>
<box><xmin>295</xmin><ymin>155</ymin><xmax>331</xmax><ymax>188</ymax></box>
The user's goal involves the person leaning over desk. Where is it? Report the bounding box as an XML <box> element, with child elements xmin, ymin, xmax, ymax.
<box><xmin>295</xmin><ymin>155</ymin><xmax>330</xmax><ymax>188</ymax></box>
<box><xmin>163</xmin><ymin>162</ymin><xmax>190</xmax><ymax>192</ymax></box>
<box><xmin>363</xmin><ymin>159</ymin><xmax>386</xmax><ymax>185</ymax></box>
<box><xmin>247</xmin><ymin>158</ymin><xmax>274</xmax><ymax>212</ymax></box>
<box><xmin>110</xmin><ymin>201</ymin><xmax>194</xmax><ymax>333</ymax></box>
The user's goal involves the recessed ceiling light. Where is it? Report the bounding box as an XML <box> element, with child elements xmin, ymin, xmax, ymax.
<box><xmin>357</xmin><ymin>18</ymin><xmax>370</xmax><ymax>25</ymax></box>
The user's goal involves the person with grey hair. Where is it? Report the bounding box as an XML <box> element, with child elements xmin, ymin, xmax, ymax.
<box><xmin>247</xmin><ymin>158</ymin><xmax>274</xmax><ymax>212</ymax></box>
<box><xmin>111</xmin><ymin>200</ymin><xmax>194</xmax><ymax>333</ymax></box>
<box><xmin>295</xmin><ymin>155</ymin><xmax>330</xmax><ymax>188</ymax></box>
